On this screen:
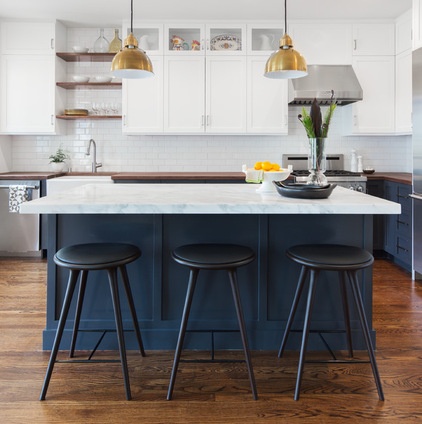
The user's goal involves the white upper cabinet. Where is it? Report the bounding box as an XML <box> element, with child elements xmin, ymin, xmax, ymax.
<box><xmin>352</xmin><ymin>23</ymin><xmax>395</xmax><ymax>56</ymax></box>
<box><xmin>247</xmin><ymin>24</ymin><xmax>283</xmax><ymax>55</ymax></box>
<box><xmin>289</xmin><ymin>22</ymin><xmax>353</xmax><ymax>64</ymax></box>
<box><xmin>247</xmin><ymin>56</ymin><xmax>288</xmax><ymax>134</ymax></box>
<box><xmin>344</xmin><ymin>56</ymin><xmax>395</xmax><ymax>134</ymax></box>
<box><xmin>413</xmin><ymin>0</ymin><xmax>422</xmax><ymax>50</ymax></box>
<box><xmin>124</xmin><ymin>22</ymin><xmax>164</xmax><ymax>55</ymax></box>
<box><xmin>164</xmin><ymin>23</ymin><xmax>245</xmax><ymax>55</ymax></box>
<box><xmin>0</xmin><ymin>21</ymin><xmax>61</xmax><ymax>54</ymax></box>
<box><xmin>396</xmin><ymin>10</ymin><xmax>412</xmax><ymax>55</ymax></box>
<box><xmin>164</xmin><ymin>56</ymin><xmax>205</xmax><ymax>133</ymax></box>
<box><xmin>206</xmin><ymin>56</ymin><xmax>246</xmax><ymax>133</ymax></box>
<box><xmin>0</xmin><ymin>21</ymin><xmax>66</xmax><ymax>134</ymax></box>
<box><xmin>122</xmin><ymin>57</ymin><xmax>163</xmax><ymax>134</ymax></box>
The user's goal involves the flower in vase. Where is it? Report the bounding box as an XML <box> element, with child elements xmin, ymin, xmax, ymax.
<box><xmin>298</xmin><ymin>90</ymin><xmax>337</xmax><ymax>139</ymax></box>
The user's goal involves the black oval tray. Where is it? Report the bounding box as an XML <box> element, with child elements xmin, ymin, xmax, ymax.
<box><xmin>273</xmin><ymin>181</ymin><xmax>337</xmax><ymax>199</ymax></box>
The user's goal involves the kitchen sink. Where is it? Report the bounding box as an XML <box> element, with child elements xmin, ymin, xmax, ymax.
<box><xmin>47</xmin><ymin>175</ymin><xmax>113</xmax><ymax>195</ymax></box>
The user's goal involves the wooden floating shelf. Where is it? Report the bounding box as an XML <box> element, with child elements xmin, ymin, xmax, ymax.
<box><xmin>56</xmin><ymin>52</ymin><xmax>116</xmax><ymax>62</ymax></box>
<box><xmin>56</xmin><ymin>82</ymin><xmax>122</xmax><ymax>89</ymax></box>
<box><xmin>56</xmin><ymin>115</ymin><xmax>122</xmax><ymax>120</ymax></box>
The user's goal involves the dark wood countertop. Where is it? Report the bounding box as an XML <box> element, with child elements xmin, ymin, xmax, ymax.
<box><xmin>111</xmin><ymin>172</ymin><xmax>245</xmax><ymax>181</ymax></box>
<box><xmin>366</xmin><ymin>172</ymin><xmax>412</xmax><ymax>185</ymax></box>
<box><xmin>0</xmin><ymin>172</ymin><xmax>66</xmax><ymax>180</ymax></box>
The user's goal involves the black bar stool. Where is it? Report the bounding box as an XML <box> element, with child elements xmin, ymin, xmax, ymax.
<box><xmin>167</xmin><ymin>243</ymin><xmax>258</xmax><ymax>400</ymax></box>
<box><xmin>40</xmin><ymin>243</ymin><xmax>145</xmax><ymax>401</ymax></box>
<box><xmin>279</xmin><ymin>244</ymin><xmax>384</xmax><ymax>401</ymax></box>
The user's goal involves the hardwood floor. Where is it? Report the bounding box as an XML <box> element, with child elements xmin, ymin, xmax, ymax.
<box><xmin>1</xmin><ymin>257</ymin><xmax>421</xmax><ymax>423</ymax></box>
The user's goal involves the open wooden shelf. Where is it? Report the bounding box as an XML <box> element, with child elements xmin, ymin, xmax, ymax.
<box><xmin>56</xmin><ymin>115</ymin><xmax>122</xmax><ymax>120</ymax></box>
<box><xmin>56</xmin><ymin>82</ymin><xmax>122</xmax><ymax>89</ymax></box>
<box><xmin>56</xmin><ymin>52</ymin><xmax>116</xmax><ymax>62</ymax></box>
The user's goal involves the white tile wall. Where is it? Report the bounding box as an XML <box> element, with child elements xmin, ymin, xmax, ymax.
<box><xmin>8</xmin><ymin>28</ymin><xmax>413</xmax><ymax>173</ymax></box>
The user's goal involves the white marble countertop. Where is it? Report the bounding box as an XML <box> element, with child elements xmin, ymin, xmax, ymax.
<box><xmin>19</xmin><ymin>183</ymin><xmax>401</xmax><ymax>215</ymax></box>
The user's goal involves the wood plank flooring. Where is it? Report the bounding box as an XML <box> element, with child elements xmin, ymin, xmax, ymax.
<box><xmin>0</xmin><ymin>257</ymin><xmax>421</xmax><ymax>423</ymax></box>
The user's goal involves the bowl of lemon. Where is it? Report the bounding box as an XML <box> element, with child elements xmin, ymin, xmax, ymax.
<box><xmin>252</xmin><ymin>161</ymin><xmax>291</xmax><ymax>193</ymax></box>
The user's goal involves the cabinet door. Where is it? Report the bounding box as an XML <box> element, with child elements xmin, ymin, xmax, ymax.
<box><xmin>352</xmin><ymin>23</ymin><xmax>395</xmax><ymax>56</ymax></box>
<box><xmin>206</xmin><ymin>24</ymin><xmax>246</xmax><ymax>55</ymax></box>
<box><xmin>164</xmin><ymin>56</ymin><xmax>205</xmax><ymax>133</ymax></box>
<box><xmin>0</xmin><ymin>55</ymin><xmax>55</xmax><ymax>134</ymax></box>
<box><xmin>346</xmin><ymin>56</ymin><xmax>395</xmax><ymax>134</ymax></box>
<box><xmin>122</xmin><ymin>57</ymin><xmax>163</xmax><ymax>134</ymax></box>
<box><xmin>396</xmin><ymin>9</ymin><xmax>412</xmax><ymax>55</ymax></box>
<box><xmin>206</xmin><ymin>56</ymin><xmax>246</xmax><ymax>133</ymax></box>
<box><xmin>396</xmin><ymin>50</ymin><xmax>412</xmax><ymax>134</ymax></box>
<box><xmin>289</xmin><ymin>23</ymin><xmax>352</xmax><ymax>65</ymax></box>
<box><xmin>0</xmin><ymin>22</ymin><xmax>55</xmax><ymax>54</ymax></box>
<box><xmin>413</xmin><ymin>0</ymin><xmax>422</xmax><ymax>50</ymax></box>
<box><xmin>247</xmin><ymin>56</ymin><xmax>287</xmax><ymax>134</ymax></box>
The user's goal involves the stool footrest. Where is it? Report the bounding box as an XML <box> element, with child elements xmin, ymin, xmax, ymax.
<box><xmin>57</xmin><ymin>359</ymin><xmax>121</xmax><ymax>364</ymax></box>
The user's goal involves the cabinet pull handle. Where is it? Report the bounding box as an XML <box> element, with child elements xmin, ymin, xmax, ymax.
<box><xmin>397</xmin><ymin>194</ymin><xmax>409</xmax><ymax>199</ymax></box>
<box><xmin>201</xmin><ymin>115</ymin><xmax>205</xmax><ymax>126</ymax></box>
<box><xmin>397</xmin><ymin>220</ymin><xmax>409</xmax><ymax>226</ymax></box>
<box><xmin>206</xmin><ymin>115</ymin><xmax>210</xmax><ymax>126</ymax></box>
<box><xmin>50</xmin><ymin>114</ymin><xmax>54</xmax><ymax>125</ymax></box>
<box><xmin>123</xmin><ymin>115</ymin><xmax>126</xmax><ymax>126</ymax></box>
<box><xmin>201</xmin><ymin>39</ymin><xmax>205</xmax><ymax>50</ymax></box>
<box><xmin>51</xmin><ymin>38</ymin><xmax>54</xmax><ymax>50</ymax></box>
<box><xmin>353</xmin><ymin>39</ymin><xmax>357</xmax><ymax>50</ymax></box>
<box><xmin>397</xmin><ymin>244</ymin><xmax>409</xmax><ymax>253</ymax></box>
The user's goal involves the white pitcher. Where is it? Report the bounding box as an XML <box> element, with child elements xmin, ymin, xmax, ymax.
<box><xmin>259</xmin><ymin>34</ymin><xmax>275</xmax><ymax>51</ymax></box>
<box><xmin>138</xmin><ymin>35</ymin><xmax>149</xmax><ymax>51</ymax></box>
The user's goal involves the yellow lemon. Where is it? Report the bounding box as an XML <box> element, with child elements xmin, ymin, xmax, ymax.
<box><xmin>262</xmin><ymin>161</ymin><xmax>272</xmax><ymax>171</ymax></box>
<box><xmin>254</xmin><ymin>161</ymin><xmax>262</xmax><ymax>170</ymax></box>
<box><xmin>271</xmin><ymin>163</ymin><xmax>281</xmax><ymax>171</ymax></box>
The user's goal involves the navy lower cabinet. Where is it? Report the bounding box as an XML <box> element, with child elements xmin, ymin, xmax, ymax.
<box><xmin>44</xmin><ymin>213</ymin><xmax>375</xmax><ymax>352</ymax></box>
<box><xmin>368</xmin><ymin>180</ymin><xmax>412</xmax><ymax>271</ymax></box>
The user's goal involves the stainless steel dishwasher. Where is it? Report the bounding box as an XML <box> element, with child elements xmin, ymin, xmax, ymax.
<box><xmin>0</xmin><ymin>179</ymin><xmax>41</xmax><ymax>256</ymax></box>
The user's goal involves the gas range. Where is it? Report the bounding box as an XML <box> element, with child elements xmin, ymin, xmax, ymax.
<box><xmin>282</xmin><ymin>154</ymin><xmax>367</xmax><ymax>192</ymax></box>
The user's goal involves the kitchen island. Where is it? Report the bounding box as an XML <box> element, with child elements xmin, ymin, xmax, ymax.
<box><xmin>20</xmin><ymin>183</ymin><xmax>400</xmax><ymax>351</ymax></box>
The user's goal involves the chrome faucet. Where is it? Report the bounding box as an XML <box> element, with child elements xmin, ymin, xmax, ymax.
<box><xmin>85</xmin><ymin>139</ymin><xmax>102</xmax><ymax>173</ymax></box>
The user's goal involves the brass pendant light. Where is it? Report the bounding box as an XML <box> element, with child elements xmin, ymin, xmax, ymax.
<box><xmin>111</xmin><ymin>0</ymin><xmax>154</xmax><ymax>79</ymax></box>
<box><xmin>264</xmin><ymin>0</ymin><xmax>307</xmax><ymax>79</ymax></box>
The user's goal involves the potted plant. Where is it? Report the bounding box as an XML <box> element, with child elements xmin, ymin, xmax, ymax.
<box><xmin>49</xmin><ymin>147</ymin><xmax>69</xmax><ymax>172</ymax></box>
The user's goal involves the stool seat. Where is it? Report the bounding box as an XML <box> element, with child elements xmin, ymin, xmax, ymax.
<box><xmin>279</xmin><ymin>243</ymin><xmax>384</xmax><ymax>401</ymax></box>
<box><xmin>172</xmin><ymin>244</ymin><xmax>255</xmax><ymax>269</ymax></box>
<box><xmin>168</xmin><ymin>243</ymin><xmax>257</xmax><ymax>400</ymax></box>
<box><xmin>55</xmin><ymin>243</ymin><xmax>141</xmax><ymax>269</ymax></box>
<box><xmin>287</xmin><ymin>244</ymin><xmax>373</xmax><ymax>270</ymax></box>
<box><xmin>40</xmin><ymin>242</ymin><xmax>145</xmax><ymax>401</ymax></box>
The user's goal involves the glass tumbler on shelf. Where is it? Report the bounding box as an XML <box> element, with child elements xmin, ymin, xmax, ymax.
<box><xmin>94</xmin><ymin>28</ymin><xmax>109</xmax><ymax>53</ymax></box>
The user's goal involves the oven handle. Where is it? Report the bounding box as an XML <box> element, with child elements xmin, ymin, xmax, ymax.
<box><xmin>0</xmin><ymin>185</ymin><xmax>39</xmax><ymax>190</ymax></box>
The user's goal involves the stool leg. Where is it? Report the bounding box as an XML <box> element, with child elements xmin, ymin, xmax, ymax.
<box><xmin>107</xmin><ymin>268</ymin><xmax>131</xmax><ymax>400</ymax></box>
<box><xmin>69</xmin><ymin>270</ymin><xmax>88</xmax><ymax>358</ymax></box>
<box><xmin>348</xmin><ymin>271</ymin><xmax>385</xmax><ymax>401</ymax></box>
<box><xmin>339</xmin><ymin>271</ymin><xmax>354</xmax><ymax>359</ymax></box>
<box><xmin>40</xmin><ymin>269</ymin><xmax>80</xmax><ymax>401</ymax></box>
<box><xmin>119</xmin><ymin>265</ymin><xmax>146</xmax><ymax>357</ymax></box>
<box><xmin>167</xmin><ymin>268</ymin><xmax>199</xmax><ymax>400</ymax></box>
<box><xmin>228</xmin><ymin>269</ymin><xmax>258</xmax><ymax>400</ymax></box>
<box><xmin>295</xmin><ymin>269</ymin><xmax>318</xmax><ymax>401</ymax></box>
<box><xmin>279</xmin><ymin>266</ymin><xmax>308</xmax><ymax>358</ymax></box>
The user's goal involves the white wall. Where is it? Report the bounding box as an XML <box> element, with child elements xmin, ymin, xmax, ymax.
<box><xmin>0</xmin><ymin>135</ymin><xmax>12</xmax><ymax>172</ymax></box>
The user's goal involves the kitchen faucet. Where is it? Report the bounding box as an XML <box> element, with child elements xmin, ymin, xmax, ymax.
<box><xmin>85</xmin><ymin>139</ymin><xmax>102</xmax><ymax>173</ymax></box>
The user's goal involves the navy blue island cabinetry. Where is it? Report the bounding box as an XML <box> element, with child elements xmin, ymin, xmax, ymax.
<box><xmin>19</xmin><ymin>183</ymin><xmax>400</xmax><ymax>352</ymax></box>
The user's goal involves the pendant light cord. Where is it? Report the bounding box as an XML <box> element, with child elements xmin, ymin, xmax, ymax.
<box><xmin>130</xmin><ymin>0</ymin><xmax>134</xmax><ymax>33</ymax></box>
<box><xmin>284</xmin><ymin>0</ymin><xmax>287</xmax><ymax>35</ymax></box>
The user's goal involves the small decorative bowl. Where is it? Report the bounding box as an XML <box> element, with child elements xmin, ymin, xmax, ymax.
<box><xmin>257</xmin><ymin>169</ymin><xmax>291</xmax><ymax>193</ymax></box>
<box><xmin>363</xmin><ymin>168</ymin><xmax>375</xmax><ymax>174</ymax></box>
<box><xmin>72</xmin><ymin>75</ymin><xmax>90</xmax><ymax>83</ymax></box>
<box><xmin>92</xmin><ymin>75</ymin><xmax>113</xmax><ymax>83</ymax></box>
<box><xmin>72</xmin><ymin>46</ymin><xmax>89</xmax><ymax>53</ymax></box>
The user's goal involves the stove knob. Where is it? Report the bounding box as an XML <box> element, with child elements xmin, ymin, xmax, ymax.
<box><xmin>356</xmin><ymin>185</ymin><xmax>364</xmax><ymax>192</ymax></box>
<box><xmin>348</xmin><ymin>185</ymin><xmax>355</xmax><ymax>191</ymax></box>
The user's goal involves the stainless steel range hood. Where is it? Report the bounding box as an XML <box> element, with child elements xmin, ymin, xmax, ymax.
<box><xmin>288</xmin><ymin>65</ymin><xmax>363</xmax><ymax>106</ymax></box>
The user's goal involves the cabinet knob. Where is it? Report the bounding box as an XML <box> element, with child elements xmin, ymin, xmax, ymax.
<box><xmin>51</xmin><ymin>38</ymin><xmax>55</xmax><ymax>50</ymax></box>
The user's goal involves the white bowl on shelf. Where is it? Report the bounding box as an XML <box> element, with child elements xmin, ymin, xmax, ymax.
<box><xmin>72</xmin><ymin>46</ymin><xmax>89</xmax><ymax>53</ymax></box>
<box><xmin>92</xmin><ymin>75</ymin><xmax>113</xmax><ymax>83</ymax></box>
<box><xmin>72</xmin><ymin>75</ymin><xmax>90</xmax><ymax>83</ymax></box>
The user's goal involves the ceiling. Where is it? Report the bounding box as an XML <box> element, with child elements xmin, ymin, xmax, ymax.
<box><xmin>0</xmin><ymin>0</ymin><xmax>413</xmax><ymax>27</ymax></box>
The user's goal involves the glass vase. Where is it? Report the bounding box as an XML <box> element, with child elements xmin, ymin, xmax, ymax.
<box><xmin>94</xmin><ymin>28</ymin><xmax>109</xmax><ymax>53</ymax></box>
<box><xmin>307</xmin><ymin>137</ymin><xmax>328</xmax><ymax>185</ymax></box>
<box><xmin>109</xmin><ymin>28</ymin><xmax>122</xmax><ymax>53</ymax></box>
